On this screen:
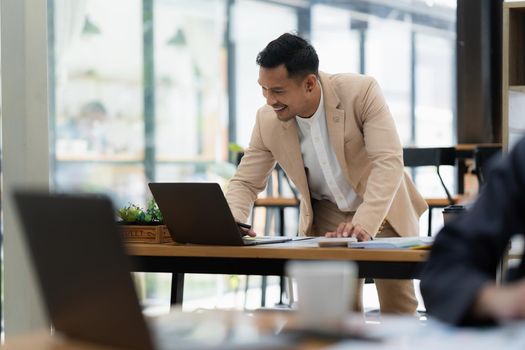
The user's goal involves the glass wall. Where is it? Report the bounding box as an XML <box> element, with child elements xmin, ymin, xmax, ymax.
<box><xmin>312</xmin><ymin>5</ymin><xmax>360</xmax><ymax>75</ymax></box>
<box><xmin>52</xmin><ymin>0</ymin><xmax>146</xmax><ymax>206</ymax></box>
<box><xmin>52</xmin><ymin>0</ymin><xmax>232</xmax><ymax>209</ymax></box>
<box><xmin>366</xmin><ymin>19</ymin><xmax>412</xmax><ymax>144</ymax></box>
<box><xmin>49</xmin><ymin>0</ymin><xmax>457</xmax><ymax>311</ymax></box>
<box><xmin>154</xmin><ymin>0</ymin><xmax>228</xmax><ymax>182</ymax></box>
<box><xmin>233</xmin><ymin>0</ymin><xmax>297</xmax><ymax>147</ymax></box>
<box><xmin>414</xmin><ymin>31</ymin><xmax>456</xmax><ymax>213</ymax></box>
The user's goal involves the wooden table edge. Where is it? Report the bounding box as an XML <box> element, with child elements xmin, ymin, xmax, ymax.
<box><xmin>126</xmin><ymin>243</ymin><xmax>428</xmax><ymax>262</ymax></box>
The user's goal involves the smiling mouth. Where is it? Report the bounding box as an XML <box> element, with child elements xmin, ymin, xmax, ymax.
<box><xmin>273</xmin><ymin>106</ymin><xmax>286</xmax><ymax>112</ymax></box>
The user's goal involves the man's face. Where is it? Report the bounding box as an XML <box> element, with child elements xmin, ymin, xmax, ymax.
<box><xmin>258</xmin><ymin>64</ymin><xmax>310</xmax><ymax>121</ymax></box>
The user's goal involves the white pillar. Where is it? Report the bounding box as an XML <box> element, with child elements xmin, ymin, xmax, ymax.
<box><xmin>1</xmin><ymin>0</ymin><xmax>49</xmax><ymax>335</ymax></box>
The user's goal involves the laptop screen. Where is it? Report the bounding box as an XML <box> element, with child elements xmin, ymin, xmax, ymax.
<box><xmin>14</xmin><ymin>191</ymin><xmax>154</xmax><ymax>350</ymax></box>
<box><xmin>149</xmin><ymin>183</ymin><xmax>246</xmax><ymax>246</ymax></box>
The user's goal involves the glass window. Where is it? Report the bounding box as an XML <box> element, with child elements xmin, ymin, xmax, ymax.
<box><xmin>52</xmin><ymin>0</ymin><xmax>144</xmax><ymax>207</ymax></box>
<box><xmin>413</xmin><ymin>32</ymin><xmax>456</xmax><ymax>220</ymax></box>
<box><xmin>54</xmin><ymin>1</ymin><xmax>144</xmax><ymax>160</ymax></box>
<box><xmin>415</xmin><ymin>32</ymin><xmax>455</xmax><ymax>146</ymax></box>
<box><xmin>233</xmin><ymin>0</ymin><xmax>297</xmax><ymax>148</ymax></box>
<box><xmin>366</xmin><ymin>18</ymin><xmax>412</xmax><ymax>145</ymax></box>
<box><xmin>312</xmin><ymin>4</ymin><xmax>360</xmax><ymax>74</ymax></box>
<box><xmin>52</xmin><ymin>0</ymin><xmax>232</xmax><ymax>207</ymax></box>
<box><xmin>154</xmin><ymin>0</ymin><xmax>227</xmax><ymax>162</ymax></box>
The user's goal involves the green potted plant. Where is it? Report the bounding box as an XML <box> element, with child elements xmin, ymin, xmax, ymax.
<box><xmin>118</xmin><ymin>199</ymin><xmax>163</xmax><ymax>224</ymax></box>
<box><xmin>229</xmin><ymin>142</ymin><xmax>244</xmax><ymax>165</ymax></box>
<box><xmin>117</xmin><ymin>199</ymin><xmax>172</xmax><ymax>244</ymax></box>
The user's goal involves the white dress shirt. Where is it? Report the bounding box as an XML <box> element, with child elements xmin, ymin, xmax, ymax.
<box><xmin>295</xmin><ymin>87</ymin><xmax>362</xmax><ymax>212</ymax></box>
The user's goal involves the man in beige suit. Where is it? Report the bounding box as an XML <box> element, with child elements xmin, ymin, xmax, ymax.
<box><xmin>226</xmin><ymin>33</ymin><xmax>428</xmax><ymax>314</ymax></box>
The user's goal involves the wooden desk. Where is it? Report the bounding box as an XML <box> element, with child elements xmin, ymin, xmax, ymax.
<box><xmin>454</xmin><ymin>143</ymin><xmax>502</xmax><ymax>152</ymax></box>
<box><xmin>126</xmin><ymin>242</ymin><xmax>428</xmax><ymax>304</ymax></box>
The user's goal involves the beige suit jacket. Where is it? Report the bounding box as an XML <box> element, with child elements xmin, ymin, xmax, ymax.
<box><xmin>226</xmin><ymin>72</ymin><xmax>428</xmax><ymax>237</ymax></box>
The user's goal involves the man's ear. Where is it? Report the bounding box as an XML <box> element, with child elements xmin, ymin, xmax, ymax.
<box><xmin>305</xmin><ymin>74</ymin><xmax>317</xmax><ymax>92</ymax></box>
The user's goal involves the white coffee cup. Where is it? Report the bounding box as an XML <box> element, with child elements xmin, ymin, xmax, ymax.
<box><xmin>286</xmin><ymin>260</ymin><xmax>357</xmax><ymax>330</ymax></box>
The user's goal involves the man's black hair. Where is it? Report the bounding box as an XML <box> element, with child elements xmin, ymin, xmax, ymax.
<box><xmin>256</xmin><ymin>33</ymin><xmax>319</xmax><ymax>79</ymax></box>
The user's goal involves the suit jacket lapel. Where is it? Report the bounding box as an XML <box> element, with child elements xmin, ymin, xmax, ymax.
<box><xmin>320</xmin><ymin>73</ymin><xmax>348</xmax><ymax>181</ymax></box>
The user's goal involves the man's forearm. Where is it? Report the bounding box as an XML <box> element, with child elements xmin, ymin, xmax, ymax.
<box><xmin>352</xmin><ymin>163</ymin><xmax>403</xmax><ymax>235</ymax></box>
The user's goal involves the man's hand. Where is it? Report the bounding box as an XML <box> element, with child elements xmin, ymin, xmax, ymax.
<box><xmin>473</xmin><ymin>280</ymin><xmax>525</xmax><ymax>321</ymax></box>
<box><xmin>325</xmin><ymin>222</ymin><xmax>373</xmax><ymax>241</ymax></box>
<box><xmin>237</xmin><ymin>223</ymin><xmax>257</xmax><ymax>237</ymax></box>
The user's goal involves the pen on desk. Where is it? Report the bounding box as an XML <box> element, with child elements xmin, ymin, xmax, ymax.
<box><xmin>410</xmin><ymin>245</ymin><xmax>431</xmax><ymax>250</ymax></box>
<box><xmin>237</xmin><ymin>222</ymin><xmax>252</xmax><ymax>229</ymax></box>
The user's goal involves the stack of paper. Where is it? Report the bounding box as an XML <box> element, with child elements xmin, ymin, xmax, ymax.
<box><xmin>348</xmin><ymin>237</ymin><xmax>433</xmax><ymax>249</ymax></box>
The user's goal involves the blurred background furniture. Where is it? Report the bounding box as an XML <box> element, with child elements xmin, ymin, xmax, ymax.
<box><xmin>473</xmin><ymin>145</ymin><xmax>502</xmax><ymax>188</ymax></box>
<box><xmin>403</xmin><ymin>147</ymin><xmax>460</xmax><ymax>236</ymax></box>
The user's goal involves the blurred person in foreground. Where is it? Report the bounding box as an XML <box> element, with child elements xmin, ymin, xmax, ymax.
<box><xmin>225</xmin><ymin>32</ymin><xmax>427</xmax><ymax>314</ymax></box>
<box><xmin>421</xmin><ymin>138</ymin><xmax>525</xmax><ymax>325</ymax></box>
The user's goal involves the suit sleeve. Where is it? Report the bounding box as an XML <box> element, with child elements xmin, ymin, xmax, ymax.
<box><xmin>420</xmin><ymin>138</ymin><xmax>525</xmax><ymax>325</ymax></box>
<box><xmin>225</xmin><ymin>110</ymin><xmax>276</xmax><ymax>223</ymax></box>
<box><xmin>352</xmin><ymin>78</ymin><xmax>404</xmax><ymax>236</ymax></box>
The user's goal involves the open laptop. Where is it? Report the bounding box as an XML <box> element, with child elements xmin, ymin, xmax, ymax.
<box><xmin>148</xmin><ymin>182</ymin><xmax>292</xmax><ymax>246</ymax></box>
<box><xmin>13</xmin><ymin>191</ymin><xmax>291</xmax><ymax>349</ymax></box>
